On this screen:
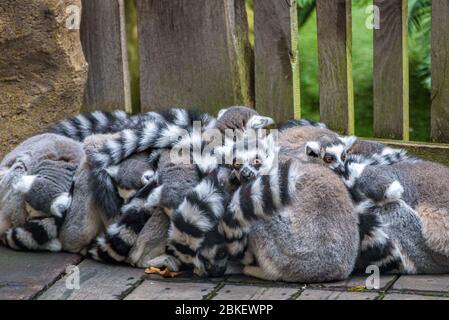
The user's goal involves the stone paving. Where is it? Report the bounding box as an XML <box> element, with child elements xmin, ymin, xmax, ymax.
<box><xmin>1</xmin><ymin>247</ymin><xmax>449</xmax><ymax>300</ymax></box>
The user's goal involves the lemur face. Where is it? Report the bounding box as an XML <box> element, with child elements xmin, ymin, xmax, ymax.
<box><xmin>305</xmin><ymin>136</ymin><xmax>356</xmax><ymax>175</ymax></box>
<box><xmin>194</xmin><ymin>232</ymin><xmax>229</xmax><ymax>277</ymax></box>
<box><xmin>105</xmin><ymin>152</ymin><xmax>155</xmax><ymax>202</ymax></box>
<box><xmin>228</xmin><ymin>133</ymin><xmax>279</xmax><ymax>184</ymax></box>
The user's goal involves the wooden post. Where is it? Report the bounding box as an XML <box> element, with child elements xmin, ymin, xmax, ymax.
<box><xmin>254</xmin><ymin>0</ymin><xmax>300</xmax><ymax>124</ymax></box>
<box><xmin>431</xmin><ymin>0</ymin><xmax>449</xmax><ymax>143</ymax></box>
<box><xmin>373</xmin><ymin>0</ymin><xmax>409</xmax><ymax>140</ymax></box>
<box><xmin>80</xmin><ymin>0</ymin><xmax>131</xmax><ymax>112</ymax></box>
<box><xmin>316</xmin><ymin>0</ymin><xmax>354</xmax><ymax>135</ymax></box>
<box><xmin>137</xmin><ymin>0</ymin><xmax>253</xmax><ymax>115</ymax></box>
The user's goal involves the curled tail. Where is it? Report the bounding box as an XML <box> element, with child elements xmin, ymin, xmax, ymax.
<box><xmin>87</xmin><ymin>182</ymin><xmax>156</xmax><ymax>264</ymax></box>
<box><xmin>86</xmin><ymin>109</ymin><xmax>215</xmax><ymax>221</ymax></box>
<box><xmin>219</xmin><ymin>160</ymin><xmax>301</xmax><ymax>260</ymax></box>
<box><xmin>46</xmin><ymin>111</ymin><xmax>136</xmax><ymax>141</ymax></box>
<box><xmin>356</xmin><ymin>202</ymin><xmax>403</xmax><ymax>273</ymax></box>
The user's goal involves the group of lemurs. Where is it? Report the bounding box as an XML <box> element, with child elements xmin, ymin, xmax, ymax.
<box><xmin>1</xmin><ymin>105</ymin><xmax>449</xmax><ymax>282</ymax></box>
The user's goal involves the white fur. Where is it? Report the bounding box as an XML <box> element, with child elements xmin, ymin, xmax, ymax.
<box><xmin>194</xmin><ymin>180</ymin><xmax>224</xmax><ymax>218</ymax></box>
<box><xmin>250</xmin><ymin>178</ymin><xmax>265</xmax><ymax>218</ymax></box>
<box><xmin>177</xmin><ymin>199</ymin><xmax>213</xmax><ymax>232</ymax></box>
<box><xmin>92</xmin><ymin>111</ymin><xmax>108</xmax><ymax>127</ymax></box>
<box><xmin>246</xmin><ymin>115</ymin><xmax>275</xmax><ymax>129</ymax></box>
<box><xmin>107</xmin><ymin>223</ymin><xmax>123</xmax><ymax>236</ymax></box>
<box><xmin>361</xmin><ymin>227</ymin><xmax>389</xmax><ymax>251</ymax></box>
<box><xmin>50</xmin><ymin>193</ymin><xmax>72</xmax><ymax>217</ymax></box>
<box><xmin>106</xmin><ymin>139</ymin><xmax>123</xmax><ymax>164</ymax></box>
<box><xmin>144</xmin><ymin>185</ymin><xmax>164</xmax><ymax>209</ymax></box>
<box><xmin>384</xmin><ymin>180</ymin><xmax>404</xmax><ymax>203</ymax></box>
<box><xmin>344</xmin><ymin>162</ymin><xmax>367</xmax><ymax>188</ymax></box>
<box><xmin>173</xmin><ymin>108</ymin><xmax>189</xmax><ymax>127</ymax></box>
<box><xmin>13</xmin><ymin>175</ymin><xmax>36</xmax><ymax>194</ymax></box>
<box><xmin>139</xmin><ymin>121</ymin><xmax>160</xmax><ymax>150</ymax></box>
<box><xmin>217</xmin><ymin>108</ymin><xmax>228</xmax><ymax>120</ymax></box>
<box><xmin>122</xmin><ymin>129</ymin><xmax>138</xmax><ymax>158</ymax></box>
<box><xmin>141</xmin><ymin>170</ymin><xmax>155</xmax><ymax>185</ymax></box>
<box><xmin>156</xmin><ymin>124</ymin><xmax>187</xmax><ymax>148</ymax></box>
<box><xmin>338</xmin><ymin>136</ymin><xmax>357</xmax><ymax>149</ymax></box>
<box><xmin>43</xmin><ymin>239</ymin><xmax>62</xmax><ymax>252</ymax></box>
<box><xmin>76</xmin><ymin>114</ymin><xmax>92</xmax><ymax>132</ymax></box>
<box><xmin>305</xmin><ymin>141</ymin><xmax>321</xmax><ymax>157</ymax></box>
<box><xmin>105</xmin><ymin>165</ymin><xmax>119</xmax><ymax>179</ymax></box>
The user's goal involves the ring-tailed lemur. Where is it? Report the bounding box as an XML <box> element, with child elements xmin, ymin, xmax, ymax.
<box><xmin>0</xmin><ymin>134</ymin><xmax>84</xmax><ymax>251</ymax></box>
<box><xmin>81</xmin><ymin>106</ymin><xmax>273</xmax><ymax>222</ymax></box>
<box><xmin>343</xmin><ymin>156</ymin><xmax>449</xmax><ymax>258</ymax></box>
<box><xmin>0</xmin><ymin>133</ymin><xmax>156</xmax><ymax>253</ymax></box>
<box><xmin>86</xmin><ymin>107</ymin><xmax>275</xmax><ymax>268</ymax></box>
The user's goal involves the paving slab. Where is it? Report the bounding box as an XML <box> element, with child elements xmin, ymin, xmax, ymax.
<box><xmin>0</xmin><ymin>247</ymin><xmax>82</xmax><ymax>300</ymax></box>
<box><xmin>213</xmin><ymin>284</ymin><xmax>299</xmax><ymax>300</ymax></box>
<box><xmin>125</xmin><ymin>280</ymin><xmax>216</xmax><ymax>300</ymax></box>
<box><xmin>383</xmin><ymin>293</ymin><xmax>449</xmax><ymax>300</ymax></box>
<box><xmin>38</xmin><ymin>259</ymin><xmax>143</xmax><ymax>300</ymax></box>
<box><xmin>297</xmin><ymin>289</ymin><xmax>379</xmax><ymax>300</ymax></box>
<box><xmin>312</xmin><ymin>274</ymin><xmax>397</xmax><ymax>291</ymax></box>
<box><xmin>392</xmin><ymin>275</ymin><xmax>449</xmax><ymax>293</ymax></box>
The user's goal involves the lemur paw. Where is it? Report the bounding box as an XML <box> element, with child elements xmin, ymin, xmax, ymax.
<box><xmin>143</xmin><ymin>254</ymin><xmax>181</xmax><ymax>272</ymax></box>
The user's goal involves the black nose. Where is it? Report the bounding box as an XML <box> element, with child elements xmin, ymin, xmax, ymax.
<box><xmin>240</xmin><ymin>167</ymin><xmax>255</xmax><ymax>181</ymax></box>
<box><xmin>209</xmin><ymin>265</ymin><xmax>227</xmax><ymax>277</ymax></box>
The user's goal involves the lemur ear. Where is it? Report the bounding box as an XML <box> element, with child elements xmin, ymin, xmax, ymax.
<box><xmin>247</xmin><ymin>115</ymin><xmax>275</xmax><ymax>129</ymax></box>
<box><xmin>13</xmin><ymin>175</ymin><xmax>37</xmax><ymax>194</ymax></box>
<box><xmin>217</xmin><ymin>108</ymin><xmax>228</xmax><ymax>120</ymax></box>
<box><xmin>105</xmin><ymin>166</ymin><xmax>119</xmax><ymax>179</ymax></box>
<box><xmin>338</xmin><ymin>136</ymin><xmax>357</xmax><ymax>150</ymax></box>
<box><xmin>266</xmin><ymin>132</ymin><xmax>279</xmax><ymax>153</ymax></box>
<box><xmin>305</xmin><ymin>141</ymin><xmax>321</xmax><ymax>158</ymax></box>
<box><xmin>50</xmin><ymin>193</ymin><xmax>72</xmax><ymax>218</ymax></box>
<box><xmin>141</xmin><ymin>170</ymin><xmax>156</xmax><ymax>185</ymax></box>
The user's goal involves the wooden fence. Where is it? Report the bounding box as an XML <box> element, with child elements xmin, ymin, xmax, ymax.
<box><xmin>79</xmin><ymin>0</ymin><xmax>449</xmax><ymax>162</ymax></box>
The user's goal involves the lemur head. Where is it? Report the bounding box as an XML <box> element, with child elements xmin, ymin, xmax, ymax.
<box><xmin>305</xmin><ymin>135</ymin><xmax>357</xmax><ymax>174</ymax></box>
<box><xmin>12</xmin><ymin>159</ymin><xmax>77</xmax><ymax>219</ymax></box>
<box><xmin>226</xmin><ymin>132</ymin><xmax>279</xmax><ymax>184</ymax></box>
<box><xmin>216</xmin><ymin>106</ymin><xmax>275</xmax><ymax>135</ymax></box>
<box><xmin>105</xmin><ymin>152</ymin><xmax>155</xmax><ymax>202</ymax></box>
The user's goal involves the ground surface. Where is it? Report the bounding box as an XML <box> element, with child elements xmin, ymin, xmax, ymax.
<box><xmin>1</xmin><ymin>247</ymin><xmax>449</xmax><ymax>300</ymax></box>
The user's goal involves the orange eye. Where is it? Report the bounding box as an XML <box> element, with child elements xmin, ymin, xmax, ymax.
<box><xmin>341</xmin><ymin>153</ymin><xmax>347</xmax><ymax>161</ymax></box>
<box><xmin>253</xmin><ymin>158</ymin><xmax>262</xmax><ymax>165</ymax></box>
<box><xmin>233</xmin><ymin>162</ymin><xmax>242</xmax><ymax>170</ymax></box>
<box><xmin>323</xmin><ymin>155</ymin><xmax>335</xmax><ymax>164</ymax></box>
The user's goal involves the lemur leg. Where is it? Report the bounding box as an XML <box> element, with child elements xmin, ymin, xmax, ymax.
<box><xmin>243</xmin><ymin>265</ymin><xmax>279</xmax><ymax>281</ymax></box>
<box><xmin>2</xmin><ymin>217</ymin><xmax>61</xmax><ymax>252</ymax></box>
<box><xmin>417</xmin><ymin>205</ymin><xmax>449</xmax><ymax>257</ymax></box>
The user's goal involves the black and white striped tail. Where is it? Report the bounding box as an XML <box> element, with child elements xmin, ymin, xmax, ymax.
<box><xmin>46</xmin><ymin>111</ymin><xmax>136</xmax><ymax>141</ymax></box>
<box><xmin>356</xmin><ymin>203</ymin><xmax>403</xmax><ymax>273</ymax></box>
<box><xmin>87</xmin><ymin>109</ymin><xmax>216</xmax><ymax>221</ymax></box>
<box><xmin>219</xmin><ymin>160</ymin><xmax>300</xmax><ymax>260</ymax></box>
<box><xmin>87</xmin><ymin>182</ymin><xmax>156</xmax><ymax>264</ymax></box>
<box><xmin>2</xmin><ymin>215</ymin><xmax>65</xmax><ymax>252</ymax></box>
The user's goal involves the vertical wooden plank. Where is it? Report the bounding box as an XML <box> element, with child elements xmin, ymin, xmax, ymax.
<box><xmin>254</xmin><ymin>0</ymin><xmax>300</xmax><ymax>124</ymax></box>
<box><xmin>431</xmin><ymin>0</ymin><xmax>449</xmax><ymax>143</ymax></box>
<box><xmin>316</xmin><ymin>0</ymin><xmax>354</xmax><ymax>135</ymax></box>
<box><xmin>373</xmin><ymin>0</ymin><xmax>409</xmax><ymax>140</ymax></box>
<box><xmin>80</xmin><ymin>0</ymin><xmax>131</xmax><ymax>112</ymax></box>
<box><xmin>137</xmin><ymin>0</ymin><xmax>253</xmax><ymax>115</ymax></box>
